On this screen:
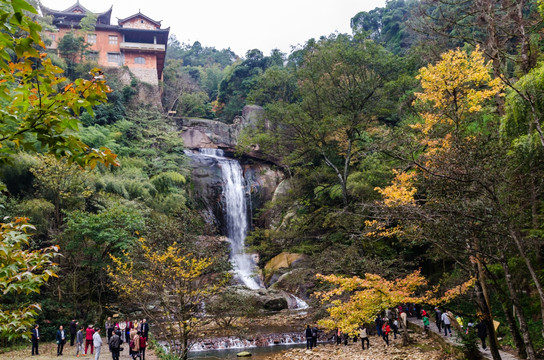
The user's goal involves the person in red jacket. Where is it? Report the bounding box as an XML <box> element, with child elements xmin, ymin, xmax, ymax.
<box><xmin>382</xmin><ymin>322</ymin><xmax>391</xmax><ymax>347</ymax></box>
<box><xmin>139</xmin><ymin>333</ymin><xmax>147</xmax><ymax>360</ymax></box>
<box><xmin>85</xmin><ymin>324</ymin><xmax>95</xmax><ymax>355</ymax></box>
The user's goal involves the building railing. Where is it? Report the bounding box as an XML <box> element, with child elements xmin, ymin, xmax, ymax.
<box><xmin>120</xmin><ymin>42</ymin><xmax>165</xmax><ymax>51</ymax></box>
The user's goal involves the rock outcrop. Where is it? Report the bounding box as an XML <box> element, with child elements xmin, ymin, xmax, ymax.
<box><xmin>178</xmin><ymin>105</ymin><xmax>265</xmax><ymax>150</ymax></box>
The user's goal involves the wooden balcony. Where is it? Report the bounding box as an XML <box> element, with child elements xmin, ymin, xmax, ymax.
<box><xmin>120</xmin><ymin>42</ymin><xmax>165</xmax><ymax>52</ymax></box>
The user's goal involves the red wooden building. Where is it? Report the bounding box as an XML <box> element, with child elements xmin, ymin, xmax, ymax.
<box><xmin>40</xmin><ymin>1</ymin><xmax>169</xmax><ymax>85</ymax></box>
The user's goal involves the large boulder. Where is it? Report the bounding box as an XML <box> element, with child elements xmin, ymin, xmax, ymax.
<box><xmin>265</xmin><ymin>253</ymin><xmax>306</xmax><ymax>273</ymax></box>
<box><xmin>231</xmin><ymin>287</ymin><xmax>298</xmax><ymax>311</ymax></box>
<box><xmin>264</xmin><ymin>253</ymin><xmax>308</xmax><ymax>287</ymax></box>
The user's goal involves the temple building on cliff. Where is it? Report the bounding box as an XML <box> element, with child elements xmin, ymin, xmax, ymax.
<box><xmin>40</xmin><ymin>1</ymin><xmax>169</xmax><ymax>85</ymax></box>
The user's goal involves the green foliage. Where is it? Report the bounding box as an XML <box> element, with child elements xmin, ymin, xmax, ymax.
<box><xmin>216</xmin><ymin>49</ymin><xmax>287</xmax><ymax>122</ymax></box>
<box><xmin>502</xmin><ymin>63</ymin><xmax>544</xmax><ymax>142</ymax></box>
<box><xmin>166</xmin><ymin>37</ymin><xmax>237</xmax><ymax>68</ymax></box>
<box><xmin>351</xmin><ymin>0</ymin><xmax>418</xmax><ymax>55</ymax></box>
<box><xmin>207</xmin><ymin>290</ymin><xmax>258</xmax><ymax>328</ymax></box>
<box><xmin>0</xmin><ymin>218</ymin><xmax>58</xmax><ymax>341</ymax></box>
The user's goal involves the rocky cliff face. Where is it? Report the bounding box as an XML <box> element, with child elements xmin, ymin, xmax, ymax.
<box><xmin>182</xmin><ymin>106</ymin><xmax>283</xmax><ymax>234</ymax></box>
<box><xmin>185</xmin><ymin>149</ymin><xmax>284</xmax><ymax>235</ymax></box>
<box><xmin>178</xmin><ymin>105</ymin><xmax>265</xmax><ymax>150</ymax></box>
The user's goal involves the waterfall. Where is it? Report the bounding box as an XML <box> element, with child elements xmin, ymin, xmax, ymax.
<box><xmin>195</xmin><ymin>149</ymin><xmax>262</xmax><ymax>289</ymax></box>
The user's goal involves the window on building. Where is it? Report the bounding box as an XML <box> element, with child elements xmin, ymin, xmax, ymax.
<box><xmin>108</xmin><ymin>35</ymin><xmax>118</xmax><ymax>45</ymax></box>
<box><xmin>49</xmin><ymin>33</ymin><xmax>56</xmax><ymax>41</ymax></box>
<box><xmin>87</xmin><ymin>51</ymin><xmax>98</xmax><ymax>62</ymax></box>
<box><xmin>134</xmin><ymin>57</ymin><xmax>146</xmax><ymax>64</ymax></box>
<box><xmin>107</xmin><ymin>52</ymin><xmax>121</xmax><ymax>64</ymax></box>
<box><xmin>87</xmin><ymin>34</ymin><xmax>96</xmax><ymax>44</ymax></box>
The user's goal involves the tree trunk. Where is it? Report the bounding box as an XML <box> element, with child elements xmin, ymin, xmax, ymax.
<box><xmin>500</xmin><ymin>300</ymin><xmax>527</xmax><ymax>359</ymax></box>
<box><xmin>473</xmin><ymin>278</ymin><xmax>502</xmax><ymax>360</ymax></box>
<box><xmin>509</xmin><ymin>228</ymin><xmax>544</xmax><ymax>340</ymax></box>
<box><xmin>501</xmin><ymin>256</ymin><xmax>536</xmax><ymax>360</ymax></box>
<box><xmin>399</xmin><ymin>313</ymin><xmax>411</xmax><ymax>346</ymax></box>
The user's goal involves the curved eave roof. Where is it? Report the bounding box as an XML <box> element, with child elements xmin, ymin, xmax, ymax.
<box><xmin>117</xmin><ymin>12</ymin><xmax>162</xmax><ymax>27</ymax></box>
<box><xmin>39</xmin><ymin>2</ymin><xmax>113</xmax><ymax>24</ymax></box>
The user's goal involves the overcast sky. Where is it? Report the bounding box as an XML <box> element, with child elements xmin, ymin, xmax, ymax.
<box><xmin>42</xmin><ymin>0</ymin><xmax>387</xmax><ymax>56</ymax></box>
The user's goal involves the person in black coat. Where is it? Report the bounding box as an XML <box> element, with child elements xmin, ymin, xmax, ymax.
<box><xmin>31</xmin><ymin>324</ymin><xmax>40</xmax><ymax>355</ymax></box>
<box><xmin>141</xmin><ymin>319</ymin><xmax>149</xmax><ymax>339</ymax></box>
<box><xmin>56</xmin><ymin>325</ymin><xmax>67</xmax><ymax>356</ymax></box>
<box><xmin>69</xmin><ymin>320</ymin><xmax>78</xmax><ymax>346</ymax></box>
<box><xmin>475</xmin><ymin>321</ymin><xmax>488</xmax><ymax>350</ymax></box>
<box><xmin>305</xmin><ymin>325</ymin><xmax>313</xmax><ymax>349</ymax></box>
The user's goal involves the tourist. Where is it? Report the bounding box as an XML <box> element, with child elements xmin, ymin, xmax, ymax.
<box><xmin>139</xmin><ymin>332</ymin><xmax>147</xmax><ymax>360</ymax></box>
<box><xmin>141</xmin><ymin>319</ymin><xmax>149</xmax><ymax>338</ymax></box>
<box><xmin>375</xmin><ymin>315</ymin><xmax>383</xmax><ymax>337</ymax></box>
<box><xmin>423</xmin><ymin>314</ymin><xmax>430</xmax><ymax>333</ymax></box>
<box><xmin>105</xmin><ymin>317</ymin><xmax>113</xmax><ymax>342</ymax></box>
<box><xmin>31</xmin><ymin>324</ymin><xmax>40</xmax><ymax>356</ymax></box>
<box><xmin>456</xmin><ymin>315</ymin><xmax>464</xmax><ymax>329</ymax></box>
<box><xmin>305</xmin><ymin>325</ymin><xmax>313</xmax><ymax>349</ymax></box>
<box><xmin>85</xmin><ymin>324</ymin><xmax>95</xmax><ymax>354</ymax></box>
<box><xmin>119</xmin><ymin>320</ymin><xmax>127</xmax><ymax>343</ymax></box>
<box><xmin>93</xmin><ymin>327</ymin><xmax>103</xmax><ymax>360</ymax></box>
<box><xmin>126</xmin><ymin>320</ymin><xmax>133</xmax><ymax>344</ymax></box>
<box><xmin>69</xmin><ymin>320</ymin><xmax>78</xmax><ymax>346</ymax></box>
<box><xmin>416</xmin><ymin>304</ymin><xmax>422</xmax><ymax>319</ymax></box>
<box><xmin>359</xmin><ymin>325</ymin><xmax>369</xmax><ymax>350</ymax></box>
<box><xmin>435</xmin><ymin>307</ymin><xmax>442</xmax><ymax>332</ymax></box>
<box><xmin>130</xmin><ymin>330</ymin><xmax>141</xmax><ymax>359</ymax></box>
<box><xmin>76</xmin><ymin>326</ymin><xmax>84</xmax><ymax>357</ymax></box>
<box><xmin>56</xmin><ymin>325</ymin><xmax>67</xmax><ymax>356</ymax></box>
<box><xmin>381</xmin><ymin>321</ymin><xmax>391</xmax><ymax>346</ymax></box>
<box><xmin>392</xmin><ymin>318</ymin><xmax>399</xmax><ymax>339</ymax></box>
<box><xmin>336</xmin><ymin>328</ymin><xmax>342</xmax><ymax>345</ymax></box>
<box><xmin>130</xmin><ymin>323</ymin><xmax>138</xmax><ymax>342</ymax></box>
<box><xmin>311</xmin><ymin>325</ymin><xmax>318</xmax><ymax>348</ymax></box>
<box><xmin>441</xmin><ymin>310</ymin><xmax>452</xmax><ymax>336</ymax></box>
<box><xmin>109</xmin><ymin>329</ymin><xmax>121</xmax><ymax>360</ymax></box>
<box><xmin>475</xmin><ymin>320</ymin><xmax>488</xmax><ymax>350</ymax></box>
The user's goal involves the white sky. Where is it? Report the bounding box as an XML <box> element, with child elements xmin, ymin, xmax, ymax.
<box><xmin>41</xmin><ymin>0</ymin><xmax>387</xmax><ymax>56</ymax></box>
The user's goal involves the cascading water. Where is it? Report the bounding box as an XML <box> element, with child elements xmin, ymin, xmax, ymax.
<box><xmin>185</xmin><ymin>148</ymin><xmax>309</xmax><ymax>309</ymax></box>
<box><xmin>194</xmin><ymin>148</ymin><xmax>262</xmax><ymax>289</ymax></box>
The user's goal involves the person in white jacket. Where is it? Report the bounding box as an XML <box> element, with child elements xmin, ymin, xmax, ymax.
<box><xmin>93</xmin><ymin>328</ymin><xmax>103</xmax><ymax>360</ymax></box>
<box><xmin>441</xmin><ymin>311</ymin><xmax>452</xmax><ymax>336</ymax></box>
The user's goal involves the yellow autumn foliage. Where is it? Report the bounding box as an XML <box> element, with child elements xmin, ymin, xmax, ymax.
<box><xmin>375</xmin><ymin>169</ymin><xmax>417</xmax><ymax>207</ymax></box>
<box><xmin>315</xmin><ymin>271</ymin><xmax>476</xmax><ymax>336</ymax></box>
<box><xmin>415</xmin><ymin>46</ymin><xmax>503</xmax><ymax>117</ymax></box>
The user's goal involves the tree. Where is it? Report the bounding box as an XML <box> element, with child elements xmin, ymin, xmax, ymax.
<box><xmin>108</xmin><ymin>239</ymin><xmax>227</xmax><ymax>360</ymax></box>
<box><xmin>0</xmin><ymin>0</ymin><xmax>117</xmax><ymax>341</ymax></box>
<box><xmin>0</xmin><ymin>0</ymin><xmax>118</xmax><ymax>170</ymax></box>
<box><xmin>315</xmin><ymin>270</ymin><xmax>474</xmax><ymax>346</ymax></box>
<box><xmin>0</xmin><ymin>218</ymin><xmax>58</xmax><ymax>341</ymax></box>
<box><xmin>389</xmin><ymin>46</ymin><xmax>544</xmax><ymax>360</ymax></box>
<box><xmin>244</xmin><ymin>34</ymin><xmax>397</xmax><ymax>206</ymax></box>
<box><xmin>30</xmin><ymin>155</ymin><xmax>93</xmax><ymax>231</ymax></box>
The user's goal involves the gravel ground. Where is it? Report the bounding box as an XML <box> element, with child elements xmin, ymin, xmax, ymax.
<box><xmin>1</xmin><ymin>339</ymin><xmax>158</xmax><ymax>360</ymax></box>
<box><xmin>263</xmin><ymin>333</ymin><xmax>456</xmax><ymax>360</ymax></box>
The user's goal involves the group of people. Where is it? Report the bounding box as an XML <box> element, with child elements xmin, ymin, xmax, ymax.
<box><xmin>30</xmin><ymin>317</ymin><xmax>150</xmax><ymax>360</ymax></box>
<box><xmin>313</xmin><ymin>304</ymin><xmax>489</xmax><ymax>352</ymax></box>
<box><xmin>304</xmin><ymin>325</ymin><xmax>320</xmax><ymax>349</ymax></box>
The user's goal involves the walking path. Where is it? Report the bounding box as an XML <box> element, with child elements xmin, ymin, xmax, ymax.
<box><xmin>411</xmin><ymin>317</ymin><xmax>520</xmax><ymax>360</ymax></box>
<box><xmin>1</xmin><ymin>338</ymin><xmax>158</xmax><ymax>360</ymax></box>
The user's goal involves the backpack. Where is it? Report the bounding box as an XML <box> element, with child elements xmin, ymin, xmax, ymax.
<box><xmin>129</xmin><ymin>339</ymin><xmax>135</xmax><ymax>349</ymax></box>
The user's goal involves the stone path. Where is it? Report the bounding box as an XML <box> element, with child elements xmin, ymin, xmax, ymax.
<box><xmin>411</xmin><ymin>317</ymin><xmax>520</xmax><ymax>360</ymax></box>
